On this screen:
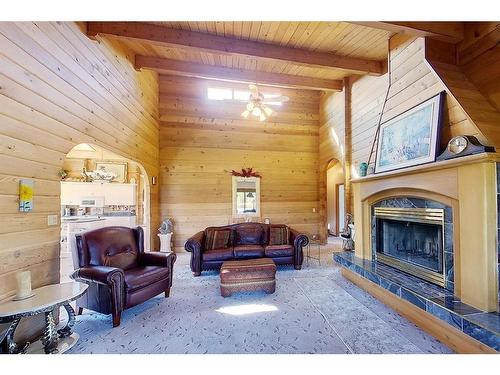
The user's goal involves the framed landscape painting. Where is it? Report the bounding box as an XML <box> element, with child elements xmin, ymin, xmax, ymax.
<box><xmin>375</xmin><ymin>92</ymin><xmax>444</xmax><ymax>174</ymax></box>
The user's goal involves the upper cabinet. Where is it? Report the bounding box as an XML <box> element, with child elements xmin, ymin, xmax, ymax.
<box><xmin>101</xmin><ymin>183</ymin><xmax>136</xmax><ymax>206</ymax></box>
<box><xmin>61</xmin><ymin>182</ymin><xmax>136</xmax><ymax>206</ymax></box>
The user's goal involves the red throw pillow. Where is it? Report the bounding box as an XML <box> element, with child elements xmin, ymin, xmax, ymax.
<box><xmin>269</xmin><ymin>226</ymin><xmax>290</xmax><ymax>245</ymax></box>
<box><xmin>205</xmin><ymin>229</ymin><xmax>231</xmax><ymax>250</ymax></box>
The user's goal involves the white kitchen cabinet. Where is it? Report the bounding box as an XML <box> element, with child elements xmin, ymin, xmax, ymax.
<box><xmin>61</xmin><ymin>182</ymin><xmax>136</xmax><ymax>206</ymax></box>
<box><xmin>102</xmin><ymin>183</ymin><xmax>136</xmax><ymax>206</ymax></box>
<box><xmin>60</xmin><ymin>182</ymin><xmax>91</xmax><ymax>205</ymax></box>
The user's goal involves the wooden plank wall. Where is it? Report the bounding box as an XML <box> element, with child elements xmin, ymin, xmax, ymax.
<box><xmin>349</xmin><ymin>37</ymin><xmax>480</xmax><ymax>168</ymax></box>
<box><xmin>318</xmin><ymin>90</ymin><xmax>346</xmax><ymax>240</ymax></box>
<box><xmin>0</xmin><ymin>22</ymin><xmax>159</xmax><ymax>339</ymax></box>
<box><xmin>462</xmin><ymin>45</ymin><xmax>500</xmax><ymax>111</ymax></box>
<box><xmin>158</xmin><ymin>76</ymin><xmax>320</xmax><ymax>250</ymax></box>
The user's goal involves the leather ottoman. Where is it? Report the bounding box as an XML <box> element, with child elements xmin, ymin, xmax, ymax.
<box><xmin>220</xmin><ymin>258</ymin><xmax>276</xmax><ymax>297</ymax></box>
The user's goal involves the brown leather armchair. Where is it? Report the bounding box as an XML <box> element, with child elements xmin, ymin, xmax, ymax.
<box><xmin>71</xmin><ymin>226</ymin><xmax>176</xmax><ymax>327</ymax></box>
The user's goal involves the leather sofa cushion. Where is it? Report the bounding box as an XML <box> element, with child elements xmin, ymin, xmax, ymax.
<box><xmin>84</xmin><ymin>227</ymin><xmax>139</xmax><ymax>270</ymax></box>
<box><xmin>203</xmin><ymin>247</ymin><xmax>234</xmax><ymax>261</ymax></box>
<box><xmin>269</xmin><ymin>225</ymin><xmax>290</xmax><ymax>245</ymax></box>
<box><xmin>265</xmin><ymin>244</ymin><xmax>294</xmax><ymax>257</ymax></box>
<box><xmin>124</xmin><ymin>266</ymin><xmax>169</xmax><ymax>292</ymax></box>
<box><xmin>233</xmin><ymin>245</ymin><xmax>265</xmax><ymax>258</ymax></box>
<box><xmin>234</xmin><ymin>224</ymin><xmax>265</xmax><ymax>245</ymax></box>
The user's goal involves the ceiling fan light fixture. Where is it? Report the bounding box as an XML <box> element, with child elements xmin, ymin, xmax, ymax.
<box><xmin>246</xmin><ymin>102</ymin><xmax>254</xmax><ymax>111</ymax></box>
<box><xmin>241</xmin><ymin>110</ymin><xmax>250</xmax><ymax>118</ymax></box>
<box><xmin>259</xmin><ymin>113</ymin><xmax>266</xmax><ymax>122</ymax></box>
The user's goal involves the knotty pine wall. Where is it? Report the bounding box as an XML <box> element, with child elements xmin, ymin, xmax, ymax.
<box><xmin>158</xmin><ymin>76</ymin><xmax>321</xmax><ymax>250</ymax></box>
<box><xmin>462</xmin><ymin>45</ymin><xmax>500</xmax><ymax>113</ymax></box>
<box><xmin>320</xmin><ymin>38</ymin><xmax>482</xmax><ymax>171</ymax></box>
<box><xmin>0</xmin><ymin>22</ymin><xmax>159</xmax><ymax>338</ymax></box>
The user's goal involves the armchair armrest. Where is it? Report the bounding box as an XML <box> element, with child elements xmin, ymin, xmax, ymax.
<box><xmin>71</xmin><ymin>266</ymin><xmax>124</xmax><ymax>286</ymax></box>
<box><xmin>289</xmin><ymin>229</ymin><xmax>309</xmax><ymax>269</ymax></box>
<box><xmin>184</xmin><ymin>231</ymin><xmax>205</xmax><ymax>276</ymax></box>
<box><xmin>71</xmin><ymin>266</ymin><xmax>125</xmax><ymax>323</ymax></box>
<box><xmin>140</xmin><ymin>251</ymin><xmax>177</xmax><ymax>268</ymax></box>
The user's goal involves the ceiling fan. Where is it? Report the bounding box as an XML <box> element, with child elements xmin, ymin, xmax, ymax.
<box><xmin>241</xmin><ymin>84</ymin><xmax>289</xmax><ymax>121</ymax></box>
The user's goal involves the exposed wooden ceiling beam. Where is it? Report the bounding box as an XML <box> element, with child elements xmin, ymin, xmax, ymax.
<box><xmin>88</xmin><ymin>22</ymin><xmax>384</xmax><ymax>76</ymax></box>
<box><xmin>135</xmin><ymin>55</ymin><xmax>343</xmax><ymax>92</ymax></box>
<box><xmin>353</xmin><ymin>22</ymin><xmax>465</xmax><ymax>43</ymax></box>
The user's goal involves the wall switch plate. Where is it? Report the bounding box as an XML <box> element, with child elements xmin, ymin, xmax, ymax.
<box><xmin>47</xmin><ymin>215</ymin><xmax>58</xmax><ymax>226</ymax></box>
<box><xmin>312</xmin><ymin>208</ymin><xmax>316</xmax><ymax>213</ymax></box>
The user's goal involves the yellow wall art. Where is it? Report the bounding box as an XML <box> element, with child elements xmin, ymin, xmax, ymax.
<box><xmin>19</xmin><ymin>179</ymin><xmax>34</xmax><ymax>212</ymax></box>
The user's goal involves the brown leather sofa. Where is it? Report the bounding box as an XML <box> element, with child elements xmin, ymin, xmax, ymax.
<box><xmin>71</xmin><ymin>226</ymin><xmax>176</xmax><ymax>327</ymax></box>
<box><xmin>184</xmin><ymin>222</ymin><xmax>308</xmax><ymax>276</ymax></box>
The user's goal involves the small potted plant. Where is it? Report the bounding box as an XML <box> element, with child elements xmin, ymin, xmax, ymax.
<box><xmin>158</xmin><ymin>218</ymin><xmax>174</xmax><ymax>253</ymax></box>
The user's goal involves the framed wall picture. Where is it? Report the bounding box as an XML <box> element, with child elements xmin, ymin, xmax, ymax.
<box><xmin>19</xmin><ymin>179</ymin><xmax>34</xmax><ymax>212</ymax></box>
<box><xmin>95</xmin><ymin>161</ymin><xmax>128</xmax><ymax>183</ymax></box>
<box><xmin>375</xmin><ymin>92</ymin><xmax>444</xmax><ymax>174</ymax></box>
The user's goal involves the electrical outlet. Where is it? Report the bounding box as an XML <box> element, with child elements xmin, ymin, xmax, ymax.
<box><xmin>312</xmin><ymin>207</ymin><xmax>316</xmax><ymax>213</ymax></box>
<box><xmin>47</xmin><ymin>215</ymin><xmax>58</xmax><ymax>226</ymax></box>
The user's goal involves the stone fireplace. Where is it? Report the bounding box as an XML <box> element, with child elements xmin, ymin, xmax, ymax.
<box><xmin>351</xmin><ymin>153</ymin><xmax>499</xmax><ymax>313</ymax></box>
<box><xmin>372</xmin><ymin>201</ymin><xmax>453</xmax><ymax>290</ymax></box>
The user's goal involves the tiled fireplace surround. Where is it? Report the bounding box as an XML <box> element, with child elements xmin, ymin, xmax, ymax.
<box><xmin>334</xmin><ymin>154</ymin><xmax>500</xmax><ymax>352</ymax></box>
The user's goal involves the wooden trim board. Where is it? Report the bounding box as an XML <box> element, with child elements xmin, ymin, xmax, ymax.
<box><xmin>341</xmin><ymin>268</ymin><xmax>497</xmax><ymax>354</ymax></box>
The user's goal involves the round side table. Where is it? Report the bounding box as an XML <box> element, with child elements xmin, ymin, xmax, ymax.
<box><xmin>0</xmin><ymin>282</ymin><xmax>88</xmax><ymax>354</ymax></box>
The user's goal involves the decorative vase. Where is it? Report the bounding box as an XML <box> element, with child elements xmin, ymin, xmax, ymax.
<box><xmin>359</xmin><ymin>162</ymin><xmax>368</xmax><ymax>177</ymax></box>
<box><xmin>158</xmin><ymin>233</ymin><xmax>173</xmax><ymax>253</ymax></box>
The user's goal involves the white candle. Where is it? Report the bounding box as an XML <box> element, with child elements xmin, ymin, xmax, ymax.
<box><xmin>15</xmin><ymin>271</ymin><xmax>32</xmax><ymax>299</ymax></box>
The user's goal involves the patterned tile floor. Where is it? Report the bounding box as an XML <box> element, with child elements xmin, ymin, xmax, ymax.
<box><xmin>68</xmin><ymin>250</ymin><xmax>452</xmax><ymax>354</ymax></box>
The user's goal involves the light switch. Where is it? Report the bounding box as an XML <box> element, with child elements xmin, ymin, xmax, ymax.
<box><xmin>312</xmin><ymin>208</ymin><xmax>316</xmax><ymax>213</ymax></box>
<box><xmin>47</xmin><ymin>215</ymin><xmax>58</xmax><ymax>226</ymax></box>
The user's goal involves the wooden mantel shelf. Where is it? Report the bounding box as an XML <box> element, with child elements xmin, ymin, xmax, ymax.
<box><xmin>352</xmin><ymin>152</ymin><xmax>500</xmax><ymax>183</ymax></box>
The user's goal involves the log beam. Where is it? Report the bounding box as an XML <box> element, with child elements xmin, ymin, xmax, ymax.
<box><xmin>135</xmin><ymin>55</ymin><xmax>343</xmax><ymax>92</ymax></box>
<box><xmin>352</xmin><ymin>22</ymin><xmax>465</xmax><ymax>43</ymax></box>
<box><xmin>88</xmin><ymin>22</ymin><xmax>384</xmax><ymax>76</ymax></box>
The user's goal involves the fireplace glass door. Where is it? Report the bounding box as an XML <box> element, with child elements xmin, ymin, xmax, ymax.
<box><xmin>374</xmin><ymin>207</ymin><xmax>445</xmax><ymax>286</ymax></box>
<box><xmin>376</xmin><ymin>218</ymin><xmax>443</xmax><ymax>274</ymax></box>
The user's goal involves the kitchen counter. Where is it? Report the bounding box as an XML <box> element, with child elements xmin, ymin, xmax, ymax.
<box><xmin>61</xmin><ymin>217</ymin><xmax>106</xmax><ymax>223</ymax></box>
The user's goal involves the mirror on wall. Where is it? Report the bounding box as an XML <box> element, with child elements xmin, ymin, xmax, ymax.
<box><xmin>232</xmin><ymin>176</ymin><xmax>261</xmax><ymax>217</ymax></box>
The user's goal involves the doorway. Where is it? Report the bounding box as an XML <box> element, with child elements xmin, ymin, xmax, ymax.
<box><xmin>59</xmin><ymin>143</ymin><xmax>151</xmax><ymax>282</ymax></box>
<box><xmin>326</xmin><ymin>160</ymin><xmax>345</xmax><ymax>237</ymax></box>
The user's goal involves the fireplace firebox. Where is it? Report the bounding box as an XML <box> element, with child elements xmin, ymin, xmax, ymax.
<box><xmin>374</xmin><ymin>207</ymin><xmax>446</xmax><ymax>287</ymax></box>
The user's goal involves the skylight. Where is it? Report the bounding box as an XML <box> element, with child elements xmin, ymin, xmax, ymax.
<box><xmin>207</xmin><ymin>86</ymin><xmax>282</xmax><ymax>106</ymax></box>
<box><xmin>207</xmin><ymin>87</ymin><xmax>233</xmax><ymax>101</ymax></box>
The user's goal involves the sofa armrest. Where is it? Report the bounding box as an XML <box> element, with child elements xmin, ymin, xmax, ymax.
<box><xmin>71</xmin><ymin>266</ymin><xmax>124</xmax><ymax>286</ymax></box>
<box><xmin>184</xmin><ymin>231</ymin><xmax>205</xmax><ymax>276</ymax></box>
<box><xmin>290</xmin><ymin>229</ymin><xmax>309</xmax><ymax>269</ymax></box>
<box><xmin>184</xmin><ymin>231</ymin><xmax>205</xmax><ymax>252</ymax></box>
<box><xmin>140</xmin><ymin>251</ymin><xmax>177</xmax><ymax>269</ymax></box>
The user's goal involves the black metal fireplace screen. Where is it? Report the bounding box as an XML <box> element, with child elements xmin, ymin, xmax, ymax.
<box><xmin>374</xmin><ymin>207</ymin><xmax>445</xmax><ymax>287</ymax></box>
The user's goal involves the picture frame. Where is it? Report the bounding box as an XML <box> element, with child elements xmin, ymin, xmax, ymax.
<box><xmin>95</xmin><ymin>161</ymin><xmax>128</xmax><ymax>183</ymax></box>
<box><xmin>375</xmin><ymin>92</ymin><xmax>445</xmax><ymax>174</ymax></box>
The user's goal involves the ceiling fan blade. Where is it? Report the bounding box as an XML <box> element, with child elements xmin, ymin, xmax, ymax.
<box><xmin>262</xmin><ymin>95</ymin><xmax>289</xmax><ymax>103</ymax></box>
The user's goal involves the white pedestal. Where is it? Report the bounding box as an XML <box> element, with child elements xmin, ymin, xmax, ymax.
<box><xmin>158</xmin><ymin>233</ymin><xmax>172</xmax><ymax>252</ymax></box>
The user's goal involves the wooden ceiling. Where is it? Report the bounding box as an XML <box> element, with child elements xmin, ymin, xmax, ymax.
<box><xmin>86</xmin><ymin>21</ymin><xmax>466</xmax><ymax>91</ymax></box>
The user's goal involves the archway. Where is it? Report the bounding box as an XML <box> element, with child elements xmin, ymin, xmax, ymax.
<box><xmin>59</xmin><ymin>143</ymin><xmax>151</xmax><ymax>282</ymax></box>
<box><xmin>325</xmin><ymin>159</ymin><xmax>345</xmax><ymax>237</ymax></box>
